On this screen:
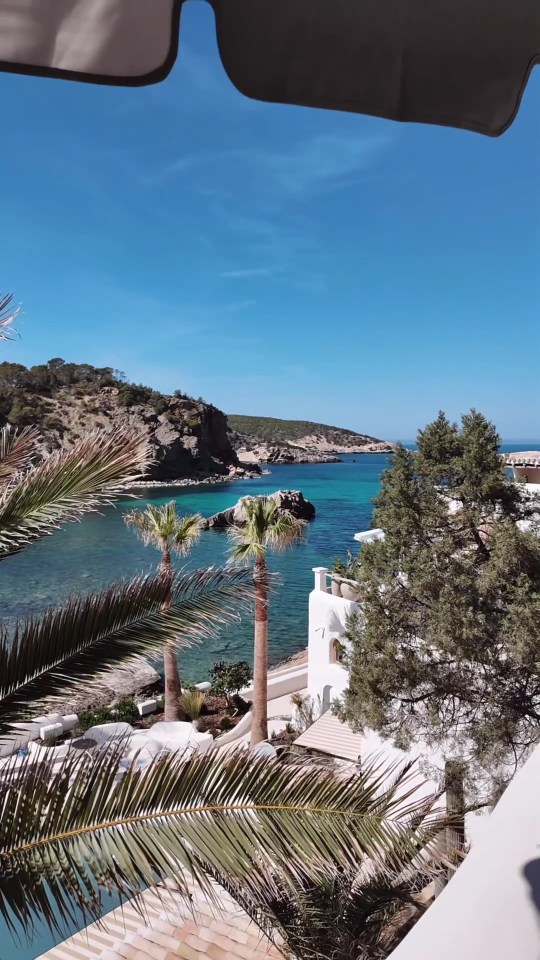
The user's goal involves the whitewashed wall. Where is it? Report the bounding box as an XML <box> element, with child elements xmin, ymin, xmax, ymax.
<box><xmin>307</xmin><ymin>575</ymin><xmax>359</xmax><ymax>707</ymax></box>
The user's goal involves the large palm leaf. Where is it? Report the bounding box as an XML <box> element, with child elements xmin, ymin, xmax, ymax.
<box><xmin>0</xmin><ymin>426</ymin><xmax>39</xmax><ymax>482</ymax></box>
<box><xmin>0</xmin><ymin>427</ymin><xmax>152</xmax><ymax>559</ymax></box>
<box><xmin>0</xmin><ymin>749</ymin><xmax>444</xmax><ymax>942</ymax></box>
<box><xmin>0</xmin><ymin>566</ymin><xmax>253</xmax><ymax>728</ymax></box>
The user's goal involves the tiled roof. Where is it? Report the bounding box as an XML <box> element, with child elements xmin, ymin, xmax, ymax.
<box><xmin>293</xmin><ymin>710</ymin><xmax>366</xmax><ymax>762</ymax></box>
<box><xmin>38</xmin><ymin>878</ymin><xmax>283</xmax><ymax>960</ymax></box>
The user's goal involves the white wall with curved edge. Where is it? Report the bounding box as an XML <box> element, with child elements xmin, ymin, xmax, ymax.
<box><xmin>388</xmin><ymin>743</ymin><xmax>540</xmax><ymax>960</ymax></box>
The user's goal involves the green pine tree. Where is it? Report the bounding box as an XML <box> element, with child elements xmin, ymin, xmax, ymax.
<box><xmin>337</xmin><ymin>410</ymin><xmax>540</xmax><ymax>791</ymax></box>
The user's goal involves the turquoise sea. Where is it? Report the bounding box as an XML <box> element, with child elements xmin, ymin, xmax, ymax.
<box><xmin>0</xmin><ymin>453</ymin><xmax>388</xmax><ymax>682</ymax></box>
<box><xmin>0</xmin><ymin>444</ymin><xmax>537</xmax><ymax>684</ymax></box>
<box><xmin>1</xmin><ymin>442</ymin><xmax>538</xmax><ymax>960</ymax></box>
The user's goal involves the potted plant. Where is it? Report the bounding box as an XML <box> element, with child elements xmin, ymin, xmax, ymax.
<box><xmin>331</xmin><ymin>552</ymin><xmax>362</xmax><ymax>601</ymax></box>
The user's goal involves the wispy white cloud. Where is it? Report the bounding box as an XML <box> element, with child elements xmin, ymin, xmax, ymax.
<box><xmin>219</xmin><ymin>265</ymin><xmax>287</xmax><ymax>280</ymax></box>
<box><xmin>142</xmin><ymin>131</ymin><xmax>392</xmax><ymax>196</ymax></box>
<box><xmin>216</xmin><ymin>299</ymin><xmax>257</xmax><ymax>315</ymax></box>
<box><xmin>260</xmin><ymin>133</ymin><xmax>391</xmax><ymax>197</ymax></box>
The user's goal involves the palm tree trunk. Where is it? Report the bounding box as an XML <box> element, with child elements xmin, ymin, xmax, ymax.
<box><xmin>160</xmin><ymin>550</ymin><xmax>181</xmax><ymax>723</ymax></box>
<box><xmin>251</xmin><ymin>555</ymin><xmax>268</xmax><ymax>746</ymax></box>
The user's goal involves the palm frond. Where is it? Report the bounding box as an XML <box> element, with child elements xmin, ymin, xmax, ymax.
<box><xmin>228</xmin><ymin>497</ymin><xmax>305</xmax><ymax>560</ymax></box>
<box><xmin>228</xmin><ymin>533</ymin><xmax>265</xmax><ymax>563</ymax></box>
<box><xmin>173</xmin><ymin>512</ymin><xmax>204</xmax><ymax>556</ymax></box>
<box><xmin>0</xmin><ymin>292</ymin><xmax>19</xmax><ymax>341</ymax></box>
<box><xmin>0</xmin><ymin>565</ymin><xmax>253</xmax><ymax>727</ymax></box>
<box><xmin>0</xmin><ymin>428</ymin><xmax>153</xmax><ymax>560</ymax></box>
<box><xmin>0</xmin><ymin>750</ymin><xmax>444</xmax><ymax>942</ymax></box>
<box><xmin>125</xmin><ymin>502</ymin><xmax>203</xmax><ymax>556</ymax></box>
<box><xmin>233</xmin><ymin>860</ymin><xmax>435</xmax><ymax>960</ymax></box>
<box><xmin>0</xmin><ymin>426</ymin><xmax>39</xmax><ymax>483</ymax></box>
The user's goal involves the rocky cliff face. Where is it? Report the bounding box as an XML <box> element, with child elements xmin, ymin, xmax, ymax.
<box><xmin>55</xmin><ymin>391</ymin><xmax>240</xmax><ymax>481</ymax></box>
<box><xmin>0</xmin><ymin>361</ymin><xmax>240</xmax><ymax>481</ymax></box>
<box><xmin>230</xmin><ymin>435</ymin><xmax>394</xmax><ymax>466</ymax></box>
<box><xmin>227</xmin><ymin>415</ymin><xmax>394</xmax><ymax>466</ymax></box>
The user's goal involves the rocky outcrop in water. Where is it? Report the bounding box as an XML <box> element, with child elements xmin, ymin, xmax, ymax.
<box><xmin>202</xmin><ymin>489</ymin><xmax>316</xmax><ymax>530</ymax></box>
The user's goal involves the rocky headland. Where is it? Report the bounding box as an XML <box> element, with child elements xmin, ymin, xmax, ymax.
<box><xmin>0</xmin><ymin>359</ymin><xmax>254</xmax><ymax>483</ymax></box>
<box><xmin>227</xmin><ymin>415</ymin><xmax>395</xmax><ymax>466</ymax></box>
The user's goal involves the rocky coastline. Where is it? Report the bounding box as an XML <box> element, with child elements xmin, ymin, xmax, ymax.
<box><xmin>235</xmin><ymin>441</ymin><xmax>394</xmax><ymax>468</ymax></box>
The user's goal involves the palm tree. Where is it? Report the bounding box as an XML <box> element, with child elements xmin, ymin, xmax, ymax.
<box><xmin>229</xmin><ymin>497</ymin><xmax>305</xmax><ymax>745</ymax></box>
<box><xmin>124</xmin><ymin>502</ymin><xmax>203</xmax><ymax>721</ymax></box>
<box><xmin>0</xmin><ymin>736</ymin><xmax>444</xmax><ymax>947</ymax></box>
<box><xmin>220</xmin><ymin>779</ymin><xmax>442</xmax><ymax>960</ymax></box>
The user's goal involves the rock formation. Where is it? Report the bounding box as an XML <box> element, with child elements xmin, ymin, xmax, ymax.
<box><xmin>227</xmin><ymin>416</ymin><xmax>395</xmax><ymax>465</ymax></box>
<box><xmin>202</xmin><ymin>490</ymin><xmax>316</xmax><ymax>530</ymax></box>
<box><xmin>0</xmin><ymin>360</ymin><xmax>242</xmax><ymax>482</ymax></box>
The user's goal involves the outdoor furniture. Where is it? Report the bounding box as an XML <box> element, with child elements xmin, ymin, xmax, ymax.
<box><xmin>251</xmin><ymin>741</ymin><xmax>277</xmax><ymax>761</ymax></box>
<box><xmin>214</xmin><ymin>710</ymin><xmax>252</xmax><ymax>748</ymax></box>
<box><xmin>84</xmin><ymin>722</ymin><xmax>134</xmax><ymax>745</ymax></box>
<box><xmin>147</xmin><ymin>721</ymin><xmax>214</xmax><ymax>757</ymax></box>
<box><xmin>70</xmin><ymin>737</ymin><xmax>98</xmax><ymax>753</ymax></box>
<box><xmin>124</xmin><ymin>734</ymin><xmax>162</xmax><ymax>763</ymax></box>
<box><xmin>39</xmin><ymin>722</ymin><xmax>64</xmax><ymax>742</ymax></box>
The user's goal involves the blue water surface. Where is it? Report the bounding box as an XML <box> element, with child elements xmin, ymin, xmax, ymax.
<box><xmin>0</xmin><ymin>454</ymin><xmax>386</xmax><ymax>681</ymax></box>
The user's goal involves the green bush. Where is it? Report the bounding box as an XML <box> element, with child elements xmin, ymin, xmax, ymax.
<box><xmin>210</xmin><ymin>660</ymin><xmax>252</xmax><ymax>705</ymax></box>
<box><xmin>112</xmin><ymin>697</ymin><xmax>139</xmax><ymax>725</ymax></box>
<box><xmin>77</xmin><ymin>697</ymin><xmax>139</xmax><ymax>732</ymax></box>
<box><xmin>77</xmin><ymin>706</ymin><xmax>112</xmax><ymax>731</ymax></box>
<box><xmin>332</xmin><ymin>550</ymin><xmax>361</xmax><ymax>580</ymax></box>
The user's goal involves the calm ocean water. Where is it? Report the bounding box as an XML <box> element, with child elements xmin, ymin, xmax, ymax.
<box><xmin>1</xmin><ymin>442</ymin><xmax>537</xmax><ymax>959</ymax></box>
<box><xmin>0</xmin><ymin>453</ymin><xmax>386</xmax><ymax>682</ymax></box>
<box><xmin>0</xmin><ymin>444</ymin><xmax>537</xmax><ymax>685</ymax></box>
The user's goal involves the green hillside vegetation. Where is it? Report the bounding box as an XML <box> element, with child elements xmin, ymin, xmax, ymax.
<box><xmin>0</xmin><ymin>358</ymin><xmax>208</xmax><ymax>428</ymax></box>
<box><xmin>227</xmin><ymin>414</ymin><xmax>380</xmax><ymax>446</ymax></box>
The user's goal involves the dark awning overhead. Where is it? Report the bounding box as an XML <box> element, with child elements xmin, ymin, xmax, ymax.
<box><xmin>0</xmin><ymin>0</ymin><xmax>538</xmax><ymax>137</ymax></box>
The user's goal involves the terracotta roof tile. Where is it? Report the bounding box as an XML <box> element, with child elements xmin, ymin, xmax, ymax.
<box><xmin>38</xmin><ymin>875</ymin><xmax>284</xmax><ymax>960</ymax></box>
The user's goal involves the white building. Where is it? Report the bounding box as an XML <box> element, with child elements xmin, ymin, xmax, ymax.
<box><xmin>307</xmin><ymin>528</ymin><xmax>383</xmax><ymax>708</ymax></box>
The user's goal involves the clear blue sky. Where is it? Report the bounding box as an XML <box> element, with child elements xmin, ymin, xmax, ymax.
<box><xmin>1</xmin><ymin>2</ymin><xmax>539</xmax><ymax>441</ymax></box>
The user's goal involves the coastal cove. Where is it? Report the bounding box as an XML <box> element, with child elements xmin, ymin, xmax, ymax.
<box><xmin>1</xmin><ymin>445</ymin><xmax>535</xmax><ymax>687</ymax></box>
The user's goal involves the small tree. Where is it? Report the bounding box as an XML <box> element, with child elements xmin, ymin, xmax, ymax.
<box><xmin>337</xmin><ymin>410</ymin><xmax>540</xmax><ymax>790</ymax></box>
<box><xmin>210</xmin><ymin>659</ymin><xmax>252</xmax><ymax>706</ymax></box>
